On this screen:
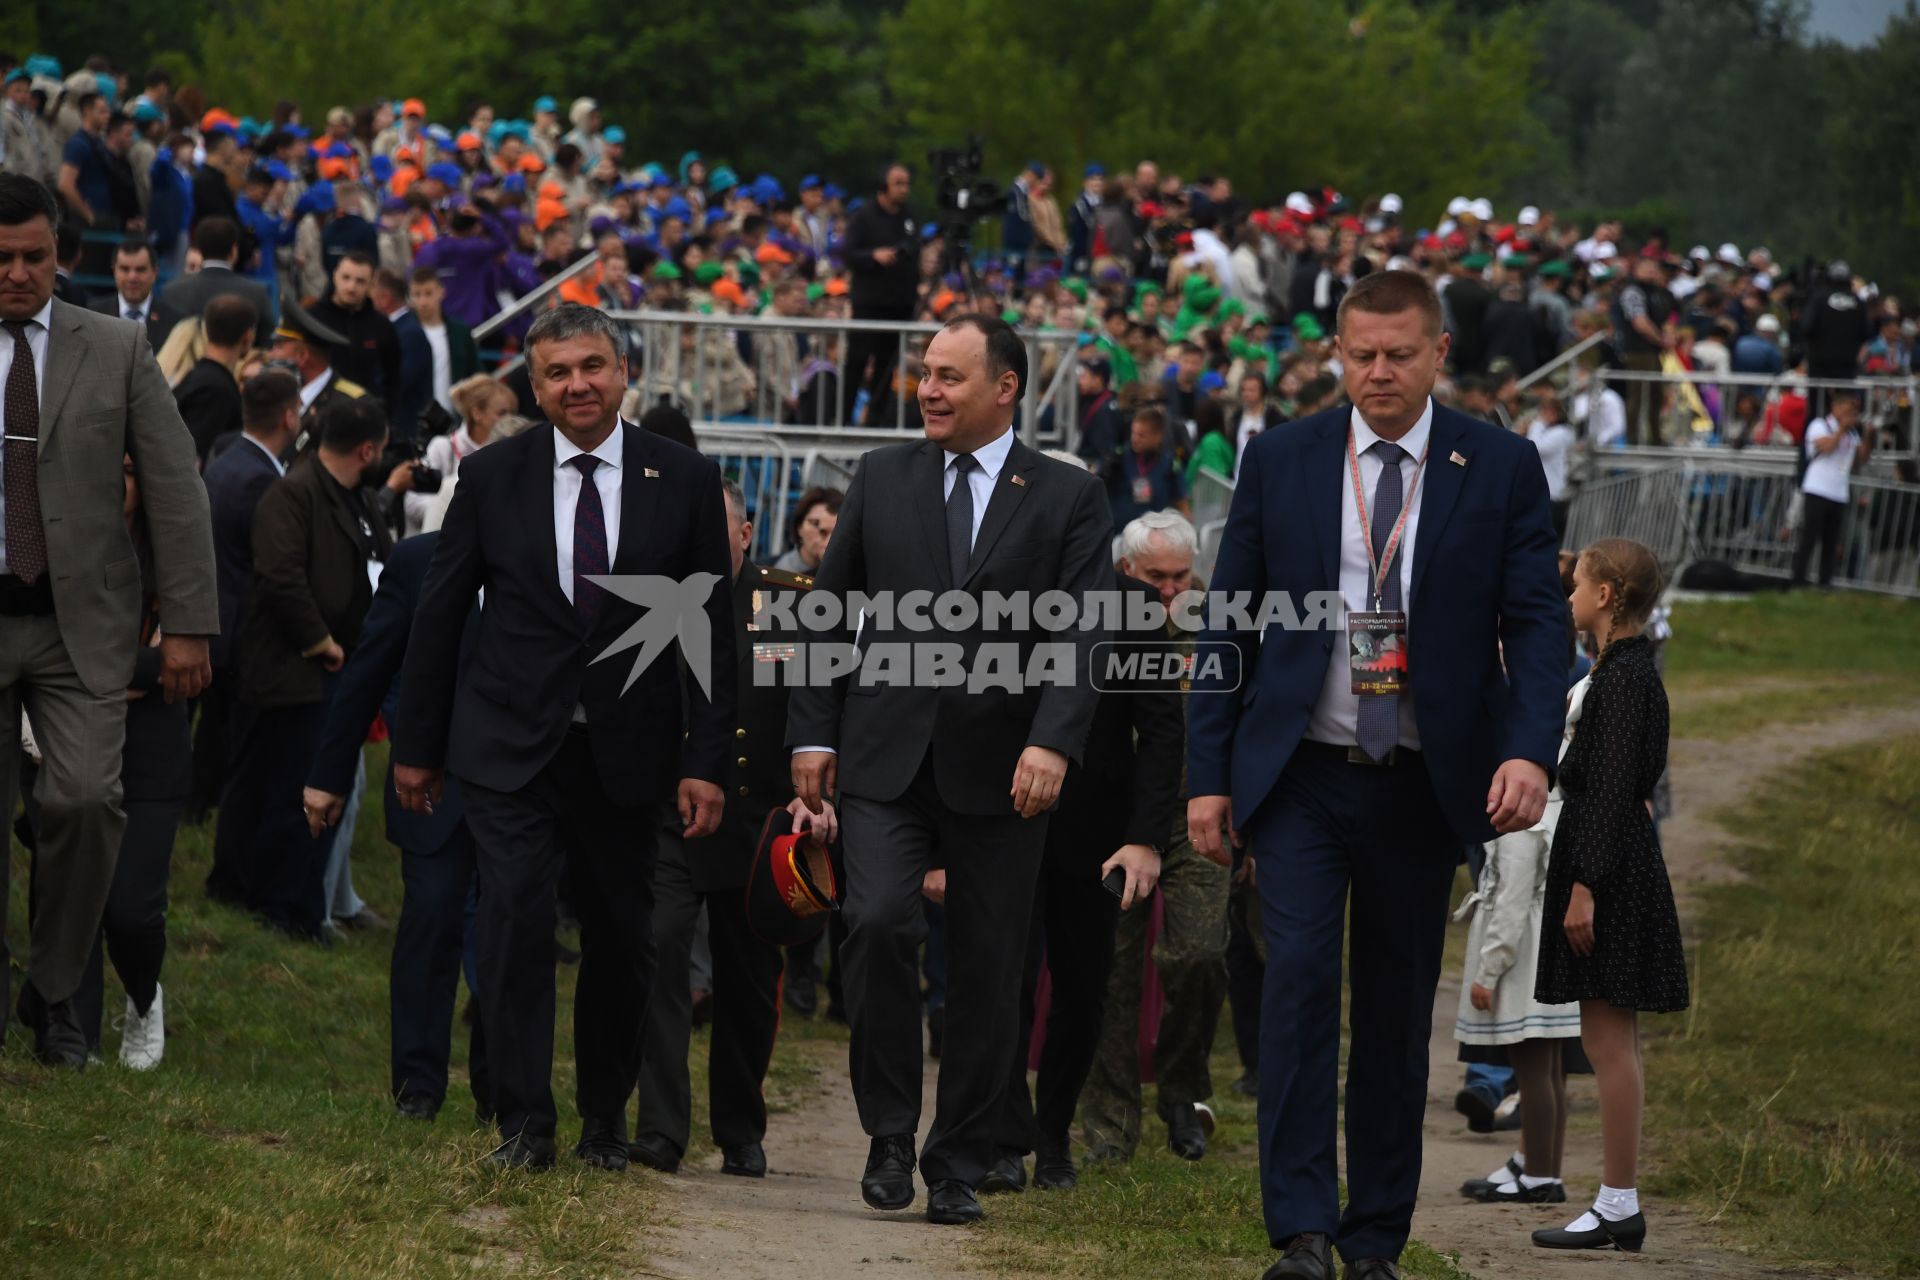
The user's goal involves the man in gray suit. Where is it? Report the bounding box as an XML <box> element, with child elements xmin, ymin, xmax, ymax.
<box><xmin>788</xmin><ymin>314</ymin><xmax>1112</xmax><ymax>1225</ymax></box>
<box><xmin>0</xmin><ymin>174</ymin><xmax>216</xmax><ymax>1067</ymax></box>
<box><xmin>157</xmin><ymin>216</ymin><xmax>276</xmax><ymax>349</ymax></box>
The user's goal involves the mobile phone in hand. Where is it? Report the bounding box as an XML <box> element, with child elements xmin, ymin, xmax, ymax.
<box><xmin>1102</xmin><ymin>866</ymin><xmax>1126</xmax><ymax>899</ymax></box>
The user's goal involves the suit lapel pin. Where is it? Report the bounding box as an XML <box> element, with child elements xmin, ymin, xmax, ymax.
<box><xmin>644</xmin><ymin>467</ymin><xmax>661</xmax><ymax>478</ymax></box>
<box><xmin>1010</xmin><ymin>473</ymin><xmax>1027</xmax><ymax>487</ymax></box>
<box><xmin>1448</xmin><ymin>451</ymin><xmax>1467</xmax><ymax>467</ymax></box>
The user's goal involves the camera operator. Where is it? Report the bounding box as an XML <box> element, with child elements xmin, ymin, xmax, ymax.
<box><xmin>840</xmin><ymin>164</ymin><xmax>918</xmax><ymax>426</ymax></box>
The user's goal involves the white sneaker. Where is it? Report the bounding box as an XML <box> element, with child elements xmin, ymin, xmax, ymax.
<box><xmin>119</xmin><ymin>985</ymin><xmax>165</xmax><ymax>1070</ymax></box>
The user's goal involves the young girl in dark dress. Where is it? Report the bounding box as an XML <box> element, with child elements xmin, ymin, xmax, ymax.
<box><xmin>1532</xmin><ymin>538</ymin><xmax>1688</xmax><ymax>1254</ymax></box>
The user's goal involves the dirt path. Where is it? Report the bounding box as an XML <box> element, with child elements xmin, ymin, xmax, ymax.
<box><xmin>1409</xmin><ymin>699</ymin><xmax>1920</xmax><ymax>1279</ymax></box>
<box><xmin>639</xmin><ymin>1040</ymin><xmax>985</xmax><ymax>1280</ymax></box>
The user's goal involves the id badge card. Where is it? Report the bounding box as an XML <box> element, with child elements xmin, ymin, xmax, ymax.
<box><xmin>1349</xmin><ymin>610</ymin><xmax>1409</xmax><ymax>695</ymax></box>
<box><xmin>1132</xmin><ymin>476</ymin><xmax>1153</xmax><ymax>504</ymax></box>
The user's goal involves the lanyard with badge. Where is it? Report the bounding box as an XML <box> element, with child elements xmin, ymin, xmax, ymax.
<box><xmin>1347</xmin><ymin>430</ymin><xmax>1426</xmax><ymax>696</ymax></box>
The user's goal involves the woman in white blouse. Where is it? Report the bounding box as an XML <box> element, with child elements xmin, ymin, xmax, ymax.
<box><xmin>404</xmin><ymin>374</ymin><xmax>519</xmax><ymax>534</ymax></box>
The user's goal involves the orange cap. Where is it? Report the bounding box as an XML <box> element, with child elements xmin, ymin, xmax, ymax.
<box><xmin>755</xmin><ymin>242</ymin><xmax>795</xmax><ymax>266</ymax></box>
<box><xmin>712</xmin><ymin>279</ymin><xmax>747</xmax><ymax>306</ymax></box>
<box><xmin>537</xmin><ymin>179</ymin><xmax>566</xmax><ymax>201</ymax></box>
<box><xmin>402</xmin><ymin>98</ymin><xmax>427</xmax><ymax>118</ymax></box>
<box><xmin>535</xmin><ymin>199</ymin><xmax>570</xmax><ymax>232</ymax></box>
<box><xmin>317</xmin><ymin>157</ymin><xmax>352</xmax><ymax>181</ymax></box>
<box><xmin>824</xmin><ymin>278</ymin><xmax>850</xmax><ymax>296</ymax></box>
<box><xmin>518</xmin><ymin>153</ymin><xmax>547</xmax><ymax>173</ymax></box>
<box><xmin>456</xmin><ymin>131</ymin><xmax>482</xmax><ymax>151</ymax></box>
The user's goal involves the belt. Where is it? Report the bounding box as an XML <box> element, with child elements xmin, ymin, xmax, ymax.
<box><xmin>1296</xmin><ymin>739</ymin><xmax>1422</xmax><ymax>768</ymax></box>
<box><xmin>0</xmin><ymin>573</ymin><xmax>54</xmax><ymax>616</ymax></box>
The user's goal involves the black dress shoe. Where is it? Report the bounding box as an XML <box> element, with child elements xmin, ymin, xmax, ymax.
<box><xmin>784</xmin><ymin>973</ymin><xmax>818</xmax><ymax>1017</ymax></box>
<box><xmin>1263</xmin><ymin>1232</ymin><xmax>1335</xmax><ymax>1280</ymax></box>
<box><xmin>1453</xmin><ymin>1086</ymin><xmax>1498</xmax><ymax>1134</ymax></box>
<box><xmin>628</xmin><ymin>1132</ymin><xmax>681</xmax><ymax>1174</ymax></box>
<box><xmin>1470</xmin><ymin>1178</ymin><xmax>1566</xmax><ymax>1204</ymax></box>
<box><xmin>488</xmin><ymin>1133</ymin><xmax>557</xmax><ymax>1169</ymax></box>
<box><xmin>395</xmin><ymin>1094</ymin><xmax>439</xmax><ymax>1121</ymax></box>
<box><xmin>1033</xmin><ymin>1142</ymin><xmax>1076</xmax><ymax>1191</ymax></box>
<box><xmin>1460</xmin><ymin>1156</ymin><xmax>1523</xmax><ymax>1198</ymax></box>
<box><xmin>926</xmin><ymin>1179</ymin><xmax>984</xmax><ymax>1225</ymax></box>
<box><xmin>861</xmin><ymin>1134</ymin><xmax>917</xmax><ymax>1211</ymax></box>
<box><xmin>1345</xmin><ymin>1259</ymin><xmax>1401</xmax><ymax>1280</ymax></box>
<box><xmin>1533</xmin><ymin>1211</ymin><xmax>1646</xmax><ymax>1253</ymax></box>
<box><xmin>1165</xmin><ymin>1102</ymin><xmax>1208</xmax><ymax>1160</ymax></box>
<box><xmin>576</xmin><ymin>1117</ymin><xmax>629</xmax><ymax>1171</ymax></box>
<box><xmin>16</xmin><ymin>987</ymin><xmax>87</xmax><ymax>1070</ymax></box>
<box><xmin>978</xmin><ymin>1149</ymin><xmax>1027</xmax><ymax>1194</ymax></box>
<box><xmin>926</xmin><ymin>1006</ymin><xmax>945</xmax><ymax>1060</ymax></box>
<box><xmin>721</xmin><ymin>1142</ymin><xmax>767</xmax><ymax>1177</ymax></box>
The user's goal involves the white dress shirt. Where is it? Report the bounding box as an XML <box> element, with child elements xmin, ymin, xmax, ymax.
<box><xmin>0</xmin><ymin>298</ymin><xmax>52</xmax><ymax>576</ymax></box>
<box><xmin>118</xmin><ymin>293</ymin><xmax>152</xmax><ymax>324</ymax></box>
<box><xmin>552</xmin><ymin>421</ymin><xmax>624</xmax><ymax>605</ymax></box>
<box><xmin>941</xmin><ymin>424</ymin><xmax>1015</xmax><ymax>552</ymax></box>
<box><xmin>1305</xmin><ymin>398</ymin><xmax>1433</xmax><ymax>753</ymax></box>
<box><xmin>1528</xmin><ymin>421</ymin><xmax>1575</xmax><ymax>501</ymax></box>
<box><xmin>421</xmin><ymin>321</ymin><xmax>452</xmax><ymax>412</ymax></box>
<box><xmin>1800</xmin><ymin>416</ymin><xmax>1858</xmax><ymax>504</ymax></box>
<box><xmin>299</xmin><ymin>368</ymin><xmax>333</xmax><ymax>414</ymax></box>
<box><xmin>1235</xmin><ymin>409</ymin><xmax>1265</xmax><ymax>473</ymax></box>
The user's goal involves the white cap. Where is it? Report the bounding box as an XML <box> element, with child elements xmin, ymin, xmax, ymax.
<box><xmin>1285</xmin><ymin>191</ymin><xmax>1314</xmax><ymax>216</ymax></box>
<box><xmin>1385</xmin><ymin>254</ymin><xmax>1416</xmax><ymax>272</ymax></box>
<box><xmin>1469</xmin><ymin>197</ymin><xmax>1494</xmax><ymax>221</ymax></box>
<box><xmin>1750</xmin><ymin>245</ymin><xmax>1772</xmax><ymax>264</ymax></box>
<box><xmin>1517</xmin><ymin>205</ymin><xmax>1539</xmax><ymax>226</ymax></box>
<box><xmin>1688</xmin><ymin>244</ymin><xmax>1710</xmax><ymax>261</ymax></box>
<box><xmin>1379</xmin><ymin>192</ymin><xmax>1403</xmax><ymax>215</ymax></box>
<box><xmin>1592</xmin><ymin>241</ymin><xmax>1618</xmax><ymax>260</ymax></box>
<box><xmin>1753</xmin><ymin>272</ymin><xmax>1774</xmax><ymax>291</ymax></box>
<box><xmin>1755</xmin><ymin>313</ymin><xmax>1781</xmax><ymax>334</ymax></box>
<box><xmin>1446</xmin><ymin>196</ymin><xmax>1471</xmax><ymax>217</ymax></box>
<box><xmin>1716</xmin><ymin>242</ymin><xmax>1742</xmax><ymax>265</ymax></box>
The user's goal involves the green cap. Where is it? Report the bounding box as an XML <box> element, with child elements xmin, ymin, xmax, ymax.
<box><xmin>1500</xmin><ymin>253</ymin><xmax>1531</xmax><ymax>269</ymax></box>
<box><xmin>735</xmin><ymin>260</ymin><xmax>762</xmax><ymax>283</ymax></box>
<box><xmin>1001</xmin><ymin>307</ymin><xmax>1023</xmax><ymax>325</ymax></box>
<box><xmin>1538</xmin><ymin>259</ymin><xmax>1572</xmax><ymax>279</ymax></box>
<box><xmin>1133</xmin><ymin>280</ymin><xmax>1162</xmax><ymax>299</ymax></box>
<box><xmin>651</xmin><ymin>262</ymin><xmax>683</xmax><ymax>282</ymax></box>
<box><xmin>694</xmin><ymin>261</ymin><xmax>725</xmax><ymax>285</ymax></box>
<box><xmin>1061</xmin><ymin>278</ymin><xmax>1089</xmax><ymax>302</ymax></box>
<box><xmin>1293</xmin><ymin>314</ymin><xmax>1325</xmax><ymax>342</ymax></box>
<box><xmin>806</xmin><ymin>283</ymin><xmax>825</xmax><ymax>302</ymax></box>
<box><xmin>1460</xmin><ymin>252</ymin><xmax>1492</xmax><ymax>271</ymax></box>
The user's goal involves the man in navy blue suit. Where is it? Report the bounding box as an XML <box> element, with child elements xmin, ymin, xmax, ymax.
<box><xmin>301</xmin><ymin>531</ymin><xmax>488</xmax><ymax>1125</ymax></box>
<box><xmin>1187</xmin><ymin>270</ymin><xmax>1566</xmax><ymax>1280</ymax></box>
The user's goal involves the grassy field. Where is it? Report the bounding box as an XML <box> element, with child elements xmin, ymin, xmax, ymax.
<box><xmin>1641</xmin><ymin>735</ymin><xmax>1920</xmax><ymax>1278</ymax></box>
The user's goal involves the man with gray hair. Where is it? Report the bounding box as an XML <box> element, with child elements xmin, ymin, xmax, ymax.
<box><xmin>395</xmin><ymin>301</ymin><xmax>737</xmax><ymax>1171</ymax></box>
<box><xmin>1079</xmin><ymin>510</ymin><xmax>1232</xmax><ymax>1166</ymax></box>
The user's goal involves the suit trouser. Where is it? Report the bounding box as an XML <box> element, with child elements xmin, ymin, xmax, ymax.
<box><xmin>1792</xmin><ymin>493</ymin><xmax>1847</xmax><ymax>586</ymax></box>
<box><xmin>996</xmin><ymin>790</ymin><xmax>1124</xmax><ymax>1155</ymax></box>
<box><xmin>392</xmin><ymin>820</ymin><xmax>489</xmax><ymax>1115</ymax></box>
<box><xmin>460</xmin><ymin>729</ymin><xmax>660</xmax><ymax>1142</ymax></box>
<box><xmin>1079</xmin><ymin>837</ymin><xmax>1229</xmax><ymax>1155</ymax></box>
<box><xmin>188</xmin><ymin>668</ymin><xmax>235</xmax><ymax>823</ymax></box>
<box><xmin>220</xmin><ymin>699</ymin><xmax>332</xmax><ymax>938</ymax></box>
<box><xmin>0</xmin><ymin>614</ymin><xmax>129</xmax><ymax>1007</ymax></box>
<box><xmin>634</xmin><ymin>822</ymin><xmax>783</xmax><ymax>1155</ymax></box>
<box><xmin>75</xmin><ymin>794</ymin><xmax>182</xmax><ymax>1045</ymax></box>
<box><xmin>1248</xmin><ymin>748</ymin><xmax>1457</xmax><ymax>1264</ymax></box>
<box><xmin>840</xmin><ymin>306</ymin><xmax>912</xmax><ymax>426</ymax></box>
<box><xmin>839</xmin><ymin>756</ymin><xmax>1050</xmax><ymax>1188</ymax></box>
<box><xmin>1224</xmin><ymin>847</ymin><xmax>1265</xmax><ymax>1078</ymax></box>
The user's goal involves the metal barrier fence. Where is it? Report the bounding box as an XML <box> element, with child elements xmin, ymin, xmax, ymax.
<box><xmin>1567</xmin><ymin>450</ymin><xmax>1920</xmax><ymax>597</ymax></box>
<box><xmin>1588</xmin><ymin>367</ymin><xmax>1918</xmax><ymax>460</ymax></box>
<box><xmin>611</xmin><ymin>309</ymin><xmax>1083</xmax><ymax>445</ymax></box>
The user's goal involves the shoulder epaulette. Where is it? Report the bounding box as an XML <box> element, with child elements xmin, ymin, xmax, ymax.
<box><xmin>759</xmin><ymin>566</ymin><xmax>814</xmax><ymax>590</ymax></box>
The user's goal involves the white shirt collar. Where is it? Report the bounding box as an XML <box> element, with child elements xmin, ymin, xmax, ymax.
<box><xmin>241</xmin><ymin>430</ymin><xmax>288</xmax><ymax>475</ymax></box>
<box><xmin>553</xmin><ymin>419</ymin><xmax>626</xmax><ymax>472</ymax></box>
<box><xmin>945</xmin><ymin>424</ymin><xmax>1015</xmax><ymax>480</ymax></box>
<box><xmin>119</xmin><ymin>294</ymin><xmax>149</xmax><ymax>316</ymax></box>
<box><xmin>202</xmin><ymin>260</ymin><xmax>233</xmax><ymax>272</ymax></box>
<box><xmin>1348</xmin><ymin>396</ymin><xmax>1434</xmax><ymax>464</ymax></box>
<box><xmin>16</xmin><ymin>298</ymin><xmax>54</xmax><ymax>331</ymax></box>
<box><xmin>299</xmin><ymin>368</ymin><xmax>332</xmax><ymax>410</ymax></box>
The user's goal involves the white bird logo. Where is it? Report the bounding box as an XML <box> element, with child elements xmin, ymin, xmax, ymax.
<box><xmin>586</xmin><ymin>573</ymin><xmax>725</xmax><ymax>699</ymax></box>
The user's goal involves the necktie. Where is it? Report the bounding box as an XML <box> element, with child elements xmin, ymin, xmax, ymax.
<box><xmin>570</xmin><ymin>455</ymin><xmax>609</xmax><ymax>627</ymax></box>
<box><xmin>3</xmin><ymin>320</ymin><xmax>46</xmax><ymax>583</ymax></box>
<box><xmin>946</xmin><ymin>453</ymin><xmax>977</xmax><ymax>586</ymax></box>
<box><xmin>125</xmin><ymin>306</ymin><xmax>141</xmax><ymax>323</ymax></box>
<box><xmin>1355</xmin><ymin>440</ymin><xmax>1405</xmax><ymax>762</ymax></box>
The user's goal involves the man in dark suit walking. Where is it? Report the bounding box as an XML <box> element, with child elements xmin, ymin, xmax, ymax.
<box><xmin>88</xmin><ymin>238</ymin><xmax>179</xmax><ymax>348</ymax></box>
<box><xmin>788</xmin><ymin>314</ymin><xmax>1113</xmax><ymax>1225</ymax></box>
<box><xmin>158</xmin><ymin>217</ymin><xmax>275</xmax><ymax>348</ymax></box>
<box><xmin>196</xmin><ymin>369</ymin><xmax>300</xmax><ymax>872</ymax></box>
<box><xmin>302</xmin><ymin>531</ymin><xmax>489</xmax><ymax>1124</ymax></box>
<box><xmin>1187</xmin><ymin>270</ymin><xmax>1567</xmax><ymax>1280</ymax></box>
<box><xmin>394</xmin><ymin>302</ymin><xmax>736</xmax><ymax>1172</ymax></box>
<box><xmin>172</xmin><ymin>294</ymin><xmax>256</xmax><ymax>466</ymax></box>
<box><xmin>631</xmin><ymin>479</ymin><xmax>822</xmax><ymax>1179</ymax></box>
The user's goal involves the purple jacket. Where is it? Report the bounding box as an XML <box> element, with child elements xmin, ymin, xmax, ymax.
<box><xmin>414</xmin><ymin>217</ymin><xmax>511</xmax><ymax>326</ymax></box>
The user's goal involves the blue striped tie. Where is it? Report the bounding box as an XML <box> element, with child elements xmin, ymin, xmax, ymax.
<box><xmin>570</xmin><ymin>455</ymin><xmax>609</xmax><ymax>627</ymax></box>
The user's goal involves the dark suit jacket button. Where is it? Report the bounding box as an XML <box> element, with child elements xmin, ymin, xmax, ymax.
<box><xmin>735</xmin><ymin>728</ymin><xmax>747</xmax><ymax>739</ymax></box>
<box><xmin>737</xmin><ymin>785</ymin><xmax>750</xmax><ymax>797</ymax></box>
<box><xmin>736</xmin><ymin>756</ymin><xmax>748</xmax><ymax>768</ymax></box>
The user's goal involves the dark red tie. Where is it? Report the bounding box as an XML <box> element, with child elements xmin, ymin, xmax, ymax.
<box><xmin>3</xmin><ymin>320</ymin><xmax>47</xmax><ymax>583</ymax></box>
<box><xmin>570</xmin><ymin>454</ymin><xmax>609</xmax><ymax>626</ymax></box>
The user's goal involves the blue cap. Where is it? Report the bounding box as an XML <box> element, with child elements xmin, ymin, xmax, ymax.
<box><xmin>824</xmin><ymin>183</ymin><xmax>844</xmax><ymax>202</ymax></box>
<box><xmin>427</xmin><ymin>162</ymin><xmax>464</xmax><ymax>185</ymax></box>
<box><xmin>487</xmin><ymin>121</ymin><xmax>510</xmax><ymax>146</ymax></box>
<box><xmin>800</xmin><ymin>174</ymin><xmax>822</xmax><ymax>190</ymax></box>
<box><xmin>4</xmin><ymin>69</ymin><xmax>28</xmax><ymax>86</ymax></box>
<box><xmin>661</xmin><ymin>196</ymin><xmax>692</xmax><ymax>223</ymax></box>
<box><xmin>264</xmin><ymin>160</ymin><xmax>295</xmax><ymax>182</ymax></box>
<box><xmin>1084</xmin><ymin>162</ymin><xmax>1105</xmax><ymax>178</ymax></box>
<box><xmin>603</xmin><ymin>125</ymin><xmax>627</xmax><ymax>145</ymax></box>
<box><xmin>381</xmin><ymin>196</ymin><xmax>409</xmax><ymax>215</ymax></box>
<box><xmin>24</xmin><ymin>55</ymin><xmax>63</xmax><ymax>80</ymax></box>
<box><xmin>751</xmin><ymin>175</ymin><xmax>783</xmax><ymax>205</ymax></box>
<box><xmin>283</xmin><ymin>122</ymin><xmax>310</xmax><ymax>139</ymax></box>
<box><xmin>922</xmin><ymin>223</ymin><xmax>940</xmax><ymax>240</ymax></box>
<box><xmin>533</xmin><ymin>95</ymin><xmax>558</xmax><ymax>114</ymax></box>
<box><xmin>650</xmin><ymin>172</ymin><xmax>674</xmax><ymax>189</ymax></box>
<box><xmin>1026</xmin><ymin>160</ymin><xmax>1046</xmax><ymax>176</ymax></box>
<box><xmin>295</xmin><ymin>183</ymin><xmax>336</xmax><ymax>217</ymax></box>
<box><xmin>131</xmin><ymin>101</ymin><xmax>165</xmax><ymax>124</ymax></box>
<box><xmin>323</xmin><ymin>140</ymin><xmax>355</xmax><ymax>160</ymax></box>
<box><xmin>369</xmin><ymin>154</ymin><xmax>395</xmax><ymax>182</ymax></box>
<box><xmin>96</xmin><ymin>72</ymin><xmax>117</xmax><ymax>102</ymax></box>
<box><xmin>501</xmin><ymin>173</ymin><xmax>527</xmax><ymax>195</ymax></box>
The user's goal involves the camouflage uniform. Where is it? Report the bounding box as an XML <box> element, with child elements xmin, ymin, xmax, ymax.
<box><xmin>1078</xmin><ymin>615</ymin><xmax>1230</xmax><ymax>1158</ymax></box>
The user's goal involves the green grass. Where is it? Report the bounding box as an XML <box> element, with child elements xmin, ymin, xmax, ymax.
<box><xmin>1640</xmin><ymin>734</ymin><xmax>1920</xmax><ymax>1278</ymax></box>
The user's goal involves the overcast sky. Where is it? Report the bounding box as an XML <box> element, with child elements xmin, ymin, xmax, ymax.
<box><xmin>1804</xmin><ymin>0</ymin><xmax>1907</xmax><ymax>44</ymax></box>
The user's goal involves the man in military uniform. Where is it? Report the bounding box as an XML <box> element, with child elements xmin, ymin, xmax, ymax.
<box><xmin>630</xmin><ymin>479</ymin><xmax>830</xmax><ymax>1177</ymax></box>
<box><xmin>1079</xmin><ymin>511</ymin><xmax>1231</xmax><ymax>1164</ymax></box>
<box><xmin>268</xmin><ymin>299</ymin><xmax>366</xmax><ymax>449</ymax></box>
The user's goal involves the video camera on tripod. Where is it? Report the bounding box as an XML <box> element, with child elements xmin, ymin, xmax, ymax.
<box><xmin>927</xmin><ymin>137</ymin><xmax>1005</xmax><ymax>281</ymax></box>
